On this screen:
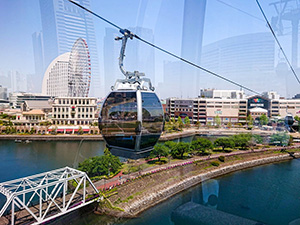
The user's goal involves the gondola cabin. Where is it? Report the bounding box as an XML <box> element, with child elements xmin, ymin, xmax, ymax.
<box><xmin>99</xmin><ymin>89</ymin><xmax>164</xmax><ymax>159</ymax></box>
<box><xmin>98</xmin><ymin>29</ymin><xmax>164</xmax><ymax>159</ymax></box>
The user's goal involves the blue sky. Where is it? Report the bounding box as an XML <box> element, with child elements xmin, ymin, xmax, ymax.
<box><xmin>0</xmin><ymin>0</ymin><xmax>298</xmax><ymax>97</ymax></box>
<box><xmin>0</xmin><ymin>0</ymin><xmax>272</xmax><ymax>74</ymax></box>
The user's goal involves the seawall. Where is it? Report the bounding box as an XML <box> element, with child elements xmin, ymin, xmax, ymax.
<box><xmin>0</xmin><ymin>128</ymin><xmax>276</xmax><ymax>141</ymax></box>
<box><xmin>114</xmin><ymin>152</ymin><xmax>300</xmax><ymax>217</ymax></box>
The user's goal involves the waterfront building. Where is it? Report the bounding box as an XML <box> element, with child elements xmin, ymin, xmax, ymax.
<box><xmin>51</xmin><ymin>97</ymin><xmax>97</xmax><ymax>126</ymax></box>
<box><xmin>42</xmin><ymin>38</ymin><xmax>91</xmax><ymax>97</ymax></box>
<box><xmin>39</xmin><ymin>0</ymin><xmax>101</xmax><ymax>97</ymax></box>
<box><xmin>249</xmin><ymin>107</ymin><xmax>268</xmax><ymax>120</ymax></box>
<box><xmin>9</xmin><ymin>92</ymin><xmax>52</xmax><ymax>109</ymax></box>
<box><xmin>269</xmin><ymin>99</ymin><xmax>300</xmax><ymax>118</ymax></box>
<box><xmin>42</xmin><ymin>52</ymin><xmax>70</xmax><ymax>97</ymax></box>
<box><xmin>249</xmin><ymin>92</ymin><xmax>300</xmax><ymax>118</ymax></box>
<box><xmin>167</xmin><ymin>97</ymin><xmax>247</xmax><ymax>125</ymax></box>
<box><xmin>21</xmin><ymin>100</ymin><xmax>52</xmax><ymax>114</ymax></box>
<box><xmin>15</xmin><ymin>109</ymin><xmax>47</xmax><ymax>127</ymax></box>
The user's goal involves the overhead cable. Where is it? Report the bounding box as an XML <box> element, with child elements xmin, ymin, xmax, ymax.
<box><xmin>68</xmin><ymin>0</ymin><xmax>261</xmax><ymax>95</ymax></box>
<box><xmin>216</xmin><ymin>0</ymin><xmax>264</xmax><ymax>22</ymax></box>
<box><xmin>256</xmin><ymin>0</ymin><xmax>300</xmax><ymax>85</ymax></box>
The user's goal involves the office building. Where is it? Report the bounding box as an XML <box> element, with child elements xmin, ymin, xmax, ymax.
<box><xmin>200</xmin><ymin>33</ymin><xmax>284</xmax><ymax>94</ymax></box>
<box><xmin>126</xmin><ymin>27</ymin><xmax>155</xmax><ymax>85</ymax></box>
<box><xmin>103</xmin><ymin>28</ymin><xmax>121</xmax><ymax>95</ymax></box>
<box><xmin>32</xmin><ymin>32</ymin><xmax>45</xmax><ymax>93</ymax></box>
<box><xmin>167</xmin><ymin>96</ymin><xmax>247</xmax><ymax>125</ymax></box>
<box><xmin>39</xmin><ymin>0</ymin><xmax>101</xmax><ymax>97</ymax></box>
<box><xmin>180</xmin><ymin>0</ymin><xmax>206</xmax><ymax>98</ymax></box>
<box><xmin>9</xmin><ymin>70</ymin><xmax>27</xmax><ymax>93</ymax></box>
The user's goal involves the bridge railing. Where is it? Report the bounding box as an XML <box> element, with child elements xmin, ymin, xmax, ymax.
<box><xmin>0</xmin><ymin>166</ymin><xmax>100</xmax><ymax>225</ymax></box>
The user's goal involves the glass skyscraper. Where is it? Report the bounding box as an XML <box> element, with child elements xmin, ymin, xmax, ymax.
<box><xmin>39</xmin><ymin>0</ymin><xmax>101</xmax><ymax>97</ymax></box>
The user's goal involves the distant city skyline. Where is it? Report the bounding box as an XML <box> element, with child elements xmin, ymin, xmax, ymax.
<box><xmin>1</xmin><ymin>0</ymin><xmax>300</xmax><ymax>99</ymax></box>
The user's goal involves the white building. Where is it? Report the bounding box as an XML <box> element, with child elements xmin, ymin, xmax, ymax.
<box><xmin>52</xmin><ymin>97</ymin><xmax>97</xmax><ymax>126</ymax></box>
<box><xmin>42</xmin><ymin>52</ymin><xmax>70</xmax><ymax>97</ymax></box>
<box><xmin>42</xmin><ymin>38</ymin><xmax>91</xmax><ymax>97</ymax></box>
<box><xmin>9</xmin><ymin>92</ymin><xmax>52</xmax><ymax>109</ymax></box>
<box><xmin>167</xmin><ymin>97</ymin><xmax>247</xmax><ymax>125</ymax></box>
<box><xmin>200</xmin><ymin>89</ymin><xmax>245</xmax><ymax>99</ymax></box>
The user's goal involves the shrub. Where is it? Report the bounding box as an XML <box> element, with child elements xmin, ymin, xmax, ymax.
<box><xmin>218</xmin><ymin>155</ymin><xmax>225</xmax><ymax>162</ymax></box>
<box><xmin>210</xmin><ymin>161</ymin><xmax>220</xmax><ymax>167</ymax></box>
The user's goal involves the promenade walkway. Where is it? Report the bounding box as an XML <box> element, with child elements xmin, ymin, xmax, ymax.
<box><xmin>95</xmin><ymin>145</ymin><xmax>298</xmax><ymax>192</ymax></box>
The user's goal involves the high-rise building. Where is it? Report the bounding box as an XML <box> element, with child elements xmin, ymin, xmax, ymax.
<box><xmin>42</xmin><ymin>52</ymin><xmax>70</xmax><ymax>97</ymax></box>
<box><xmin>0</xmin><ymin>85</ymin><xmax>8</xmax><ymax>100</ymax></box>
<box><xmin>180</xmin><ymin>0</ymin><xmax>206</xmax><ymax>98</ymax></box>
<box><xmin>157</xmin><ymin>61</ymin><xmax>181</xmax><ymax>99</ymax></box>
<box><xmin>9</xmin><ymin>70</ymin><xmax>27</xmax><ymax>93</ymax></box>
<box><xmin>126</xmin><ymin>27</ymin><xmax>155</xmax><ymax>85</ymax></box>
<box><xmin>200</xmin><ymin>32</ymin><xmax>283</xmax><ymax>95</ymax></box>
<box><xmin>103</xmin><ymin>28</ymin><xmax>121</xmax><ymax>95</ymax></box>
<box><xmin>39</xmin><ymin>0</ymin><xmax>101</xmax><ymax>97</ymax></box>
<box><xmin>32</xmin><ymin>32</ymin><xmax>45</xmax><ymax>93</ymax></box>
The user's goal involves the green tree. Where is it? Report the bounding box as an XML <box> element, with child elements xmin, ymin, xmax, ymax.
<box><xmin>232</xmin><ymin>134</ymin><xmax>251</xmax><ymax>149</ymax></box>
<box><xmin>191</xmin><ymin>138</ymin><xmax>213</xmax><ymax>155</ymax></box>
<box><xmin>252</xmin><ymin>134</ymin><xmax>263</xmax><ymax>144</ymax></box>
<box><xmin>184</xmin><ymin>116</ymin><xmax>191</xmax><ymax>128</ymax></box>
<box><xmin>170</xmin><ymin>142</ymin><xmax>190</xmax><ymax>159</ymax></box>
<box><xmin>104</xmin><ymin>147</ymin><xmax>111</xmax><ymax>156</ymax></box>
<box><xmin>247</xmin><ymin>115</ymin><xmax>254</xmax><ymax>127</ymax></box>
<box><xmin>177</xmin><ymin>117</ymin><xmax>184</xmax><ymax>130</ymax></box>
<box><xmin>164</xmin><ymin>141</ymin><xmax>177</xmax><ymax>151</ymax></box>
<box><xmin>78</xmin><ymin>153</ymin><xmax>122</xmax><ymax>177</ymax></box>
<box><xmin>259</xmin><ymin>114</ymin><xmax>269</xmax><ymax>126</ymax></box>
<box><xmin>150</xmin><ymin>143</ymin><xmax>169</xmax><ymax>161</ymax></box>
<box><xmin>227</xmin><ymin>122</ymin><xmax>232</xmax><ymax>128</ymax></box>
<box><xmin>269</xmin><ymin>132</ymin><xmax>289</xmax><ymax>146</ymax></box>
<box><xmin>215</xmin><ymin>115</ymin><xmax>221</xmax><ymax>127</ymax></box>
<box><xmin>78</xmin><ymin>126</ymin><xmax>84</xmax><ymax>135</ymax></box>
<box><xmin>214</xmin><ymin>137</ymin><xmax>234</xmax><ymax>151</ymax></box>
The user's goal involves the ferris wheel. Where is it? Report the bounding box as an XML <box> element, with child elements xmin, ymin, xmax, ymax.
<box><xmin>68</xmin><ymin>38</ymin><xmax>91</xmax><ymax>97</ymax></box>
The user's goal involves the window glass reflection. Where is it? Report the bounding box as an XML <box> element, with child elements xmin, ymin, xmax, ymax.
<box><xmin>140</xmin><ymin>92</ymin><xmax>164</xmax><ymax>149</ymax></box>
<box><xmin>100</xmin><ymin>91</ymin><xmax>138</xmax><ymax>149</ymax></box>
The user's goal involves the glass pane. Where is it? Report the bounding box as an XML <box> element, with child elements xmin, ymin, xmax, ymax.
<box><xmin>100</xmin><ymin>91</ymin><xmax>138</xmax><ymax>149</ymax></box>
<box><xmin>140</xmin><ymin>92</ymin><xmax>164</xmax><ymax>149</ymax></box>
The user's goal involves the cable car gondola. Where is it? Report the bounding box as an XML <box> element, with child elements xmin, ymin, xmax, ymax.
<box><xmin>284</xmin><ymin>113</ymin><xmax>294</xmax><ymax>131</ymax></box>
<box><xmin>99</xmin><ymin>29</ymin><xmax>164</xmax><ymax>159</ymax></box>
